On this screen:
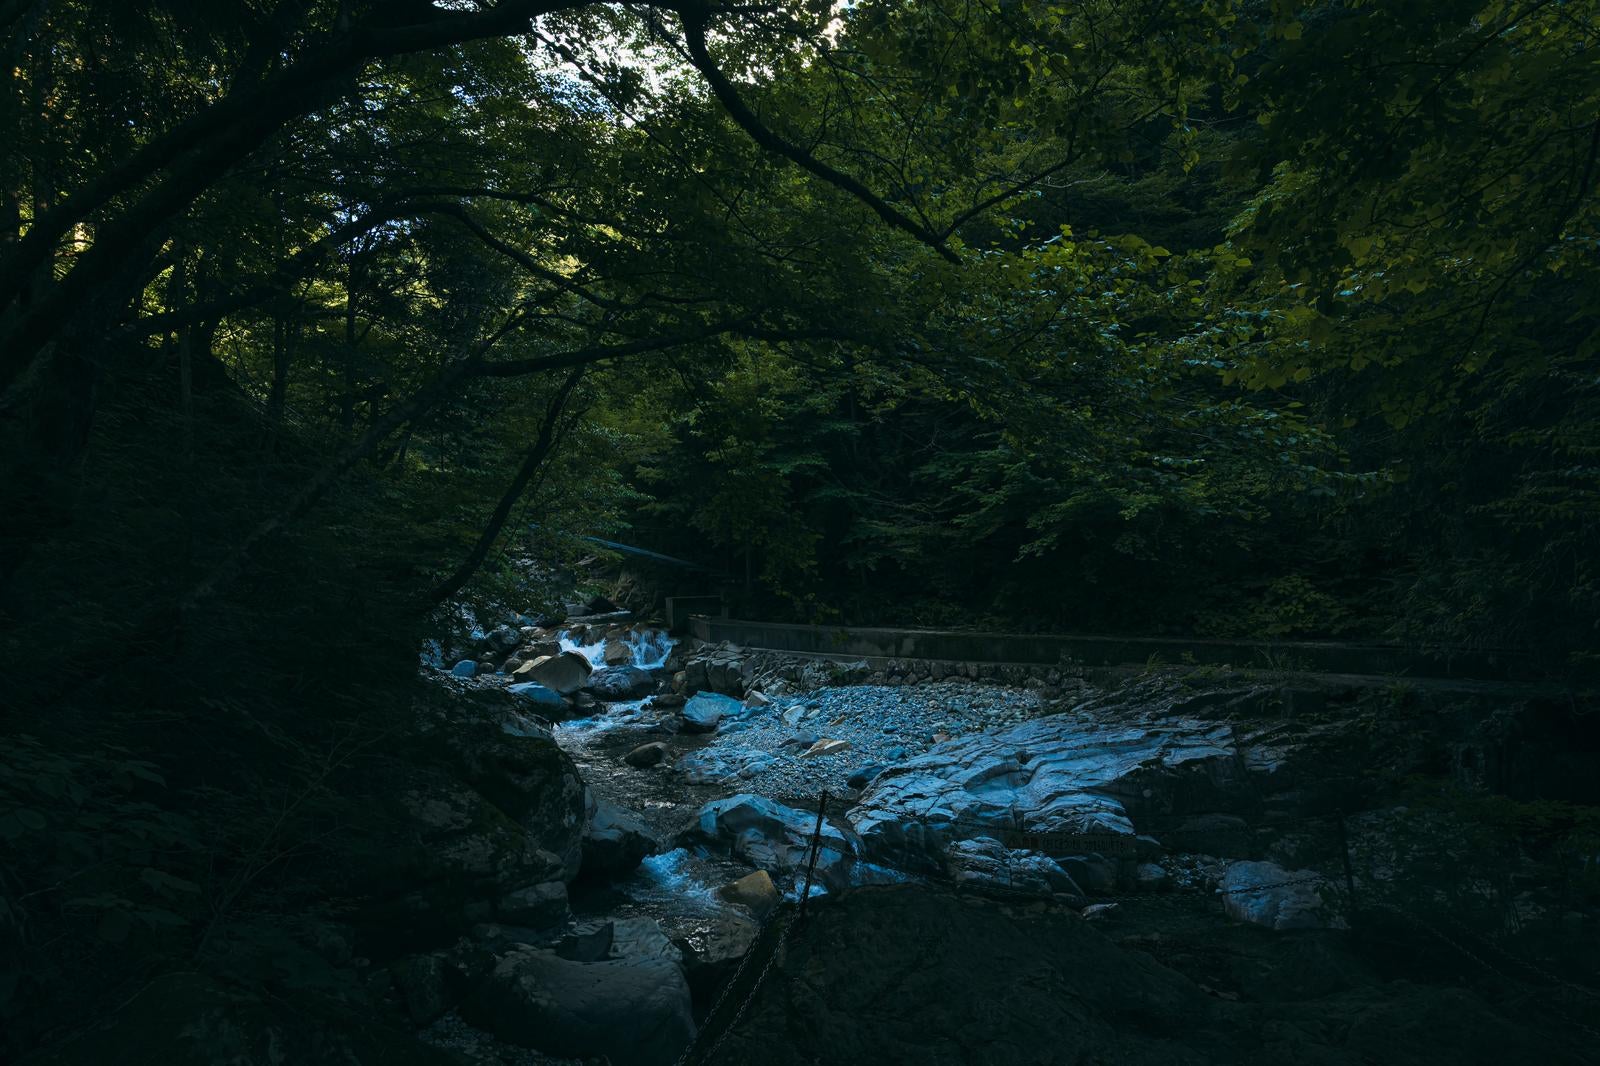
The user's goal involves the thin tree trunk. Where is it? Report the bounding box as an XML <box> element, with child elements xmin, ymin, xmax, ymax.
<box><xmin>267</xmin><ymin>312</ymin><xmax>289</xmax><ymax>427</ymax></box>
<box><xmin>425</xmin><ymin>367</ymin><xmax>585</xmax><ymax>608</ymax></box>
<box><xmin>341</xmin><ymin>253</ymin><xmax>359</xmax><ymax>435</ymax></box>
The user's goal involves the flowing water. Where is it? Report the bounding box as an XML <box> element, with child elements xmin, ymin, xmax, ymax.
<box><xmin>547</xmin><ymin>629</ymin><xmax>753</xmax><ymax>942</ymax></box>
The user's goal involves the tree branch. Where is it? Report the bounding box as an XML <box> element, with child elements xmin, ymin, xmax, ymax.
<box><xmin>676</xmin><ymin>5</ymin><xmax>961</xmax><ymax>265</ymax></box>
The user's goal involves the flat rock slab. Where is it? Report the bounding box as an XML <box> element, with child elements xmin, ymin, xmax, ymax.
<box><xmin>847</xmin><ymin>684</ymin><xmax>1291</xmax><ymax>871</ymax></box>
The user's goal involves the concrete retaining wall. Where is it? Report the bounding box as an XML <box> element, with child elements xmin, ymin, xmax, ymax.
<box><xmin>686</xmin><ymin>617</ymin><xmax>1533</xmax><ymax>681</ymax></box>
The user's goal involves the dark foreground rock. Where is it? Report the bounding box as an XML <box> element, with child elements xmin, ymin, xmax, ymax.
<box><xmin>699</xmin><ymin>885</ymin><xmax>1589</xmax><ymax>1066</ymax></box>
<box><xmin>581</xmin><ymin>797</ymin><xmax>660</xmax><ymax>879</ymax></box>
<box><xmin>27</xmin><ymin>972</ymin><xmax>453</xmax><ymax>1066</ymax></box>
<box><xmin>460</xmin><ymin>917</ymin><xmax>693</xmax><ymax>1066</ymax></box>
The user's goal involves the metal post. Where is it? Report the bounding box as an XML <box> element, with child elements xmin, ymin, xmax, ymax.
<box><xmin>798</xmin><ymin>790</ymin><xmax>829</xmax><ymax>923</ymax></box>
<box><xmin>1336</xmin><ymin>809</ymin><xmax>1360</xmax><ymax>924</ymax></box>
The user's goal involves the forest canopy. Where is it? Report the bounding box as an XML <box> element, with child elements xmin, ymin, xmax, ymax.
<box><xmin>5</xmin><ymin>0</ymin><xmax>1597</xmax><ymax>665</ymax></box>
<box><xmin>3</xmin><ymin>0</ymin><xmax>1599</xmax><ymax>1059</ymax></box>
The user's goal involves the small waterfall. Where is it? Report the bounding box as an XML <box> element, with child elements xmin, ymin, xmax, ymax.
<box><xmin>556</xmin><ymin>627</ymin><xmax>676</xmax><ymax>670</ymax></box>
<box><xmin>628</xmin><ymin>629</ymin><xmax>675</xmax><ymax>669</ymax></box>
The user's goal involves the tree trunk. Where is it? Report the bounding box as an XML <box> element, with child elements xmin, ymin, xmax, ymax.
<box><xmin>424</xmin><ymin>367</ymin><xmax>585</xmax><ymax>608</ymax></box>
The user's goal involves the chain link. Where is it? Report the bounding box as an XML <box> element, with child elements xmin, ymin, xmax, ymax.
<box><xmin>679</xmin><ymin>915</ymin><xmax>797</xmax><ymax>1066</ymax></box>
<box><xmin>1373</xmin><ymin>903</ymin><xmax>1600</xmax><ymax>1044</ymax></box>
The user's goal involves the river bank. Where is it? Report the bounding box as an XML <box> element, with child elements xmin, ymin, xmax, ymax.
<box><xmin>399</xmin><ymin>604</ymin><xmax>1600</xmax><ymax>1065</ymax></box>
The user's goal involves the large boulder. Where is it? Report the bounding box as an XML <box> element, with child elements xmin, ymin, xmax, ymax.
<box><xmin>683</xmin><ymin>646</ymin><xmax>746</xmax><ymax>696</ymax></box>
<box><xmin>581</xmin><ymin>798</ymin><xmax>660</xmax><ymax>879</ymax></box>
<box><xmin>518</xmin><ymin>651</ymin><xmax>593</xmax><ymax>695</ymax></box>
<box><xmin>352</xmin><ymin>692</ymin><xmax>586</xmax><ymax>948</ymax></box>
<box><xmin>519</xmin><ymin>639</ymin><xmax>562</xmax><ymax>662</ymax></box>
<box><xmin>684</xmin><ymin>794</ymin><xmax>857</xmax><ymax>893</ymax></box>
<box><xmin>681</xmin><ymin>691</ymin><xmax>742</xmax><ymax>733</ymax></box>
<box><xmin>586</xmin><ymin>665</ymin><xmax>654</xmax><ymax>701</ymax></box>
<box><xmin>460</xmin><ymin>917</ymin><xmax>694</xmax><ymax>1066</ymax></box>
<box><xmin>625</xmin><ymin>741</ymin><xmax>670</xmax><ymax>768</ymax></box>
<box><xmin>484</xmin><ymin>623</ymin><xmax>521</xmax><ymax>653</ymax></box>
<box><xmin>1219</xmin><ymin>860</ymin><xmax>1332</xmax><ymax>931</ymax></box>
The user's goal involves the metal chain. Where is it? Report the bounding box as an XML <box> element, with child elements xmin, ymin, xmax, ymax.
<box><xmin>683</xmin><ymin>915</ymin><xmax>797</xmax><ymax>1066</ymax></box>
<box><xmin>1436</xmin><ymin>912</ymin><xmax>1600</xmax><ymax>1002</ymax></box>
<box><xmin>677</xmin><ymin>790</ymin><xmax>829</xmax><ymax>1066</ymax></box>
<box><xmin>1372</xmin><ymin>903</ymin><xmax>1600</xmax><ymax>1044</ymax></box>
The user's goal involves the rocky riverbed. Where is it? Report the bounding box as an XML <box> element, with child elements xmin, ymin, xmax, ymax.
<box><xmin>403</xmin><ymin>608</ymin><xmax>1600</xmax><ymax>1066</ymax></box>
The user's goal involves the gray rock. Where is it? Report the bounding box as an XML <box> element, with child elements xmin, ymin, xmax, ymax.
<box><xmin>505</xmin><ymin>681</ymin><xmax>563</xmax><ymax>711</ymax></box>
<box><xmin>581</xmin><ymin>799</ymin><xmax>660</xmax><ymax>879</ymax></box>
<box><xmin>685</xmin><ymin>793</ymin><xmax>857</xmax><ymax>893</ymax></box>
<box><xmin>1133</xmin><ymin>863</ymin><xmax>1169</xmax><ymax>891</ymax></box>
<box><xmin>485</xmin><ymin>624</ymin><xmax>521</xmax><ymax>653</ymax></box>
<box><xmin>379</xmin><ymin>693</ymin><xmax>586</xmax><ymax>938</ymax></box>
<box><xmin>847</xmin><ymin>763</ymin><xmax>888</xmax><ymax>790</ymax></box>
<box><xmin>1060</xmin><ymin>855</ymin><xmax>1118</xmax><ymax>894</ymax></box>
<box><xmin>1219</xmin><ymin>860</ymin><xmax>1329</xmax><ymax>931</ymax></box>
<box><xmin>587</xmin><ymin>665</ymin><xmax>654</xmax><ymax>701</ymax></box>
<box><xmin>624</xmin><ymin>741</ymin><xmax>669</xmax><ymax>768</ymax></box>
<box><xmin>497</xmin><ymin>881</ymin><xmax>568</xmax><ymax>927</ymax></box>
<box><xmin>846</xmin><ymin>685</ymin><xmax>1282</xmax><ymax>870</ymax></box>
<box><xmin>676</xmin><ymin>747</ymin><xmax>776</xmax><ymax>787</ymax></box>
<box><xmin>518</xmin><ymin>651</ymin><xmax>593</xmax><ymax>695</ymax></box>
<box><xmin>682</xmin><ymin>691</ymin><xmax>741</xmax><ymax>733</ymax></box>
<box><xmin>610</xmin><ymin>916</ymin><xmax>682</xmax><ymax>965</ymax></box>
<box><xmin>449</xmin><ymin>659</ymin><xmax>477</xmax><ymax>678</ymax></box>
<box><xmin>519</xmin><ymin>639</ymin><xmax>562</xmax><ymax>661</ymax></box>
<box><xmin>553</xmin><ymin>921</ymin><xmax>615</xmax><ymax>962</ymax></box>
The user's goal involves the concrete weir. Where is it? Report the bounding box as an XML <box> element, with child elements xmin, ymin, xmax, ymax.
<box><xmin>687</xmin><ymin>616</ymin><xmax>1538</xmax><ymax>683</ymax></box>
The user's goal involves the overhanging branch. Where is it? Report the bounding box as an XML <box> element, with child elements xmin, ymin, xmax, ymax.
<box><xmin>677</xmin><ymin>6</ymin><xmax>961</xmax><ymax>265</ymax></box>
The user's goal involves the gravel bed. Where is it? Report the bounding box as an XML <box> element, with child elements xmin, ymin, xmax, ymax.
<box><xmin>682</xmin><ymin>680</ymin><xmax>1063</xmax><ymax>806</ymax></box>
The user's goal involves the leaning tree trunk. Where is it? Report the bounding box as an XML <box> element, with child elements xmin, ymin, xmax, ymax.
<box><xmin>424</xmin><ymin>367</ymin><xmax>585</xmax><ymax>608</ymax></box>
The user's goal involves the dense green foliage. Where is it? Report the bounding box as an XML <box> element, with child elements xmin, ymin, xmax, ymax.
<box><xmin>1</xmin><ymin>0</ymin><xmax>1597</xmax><ymax>1058</ymax></box>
